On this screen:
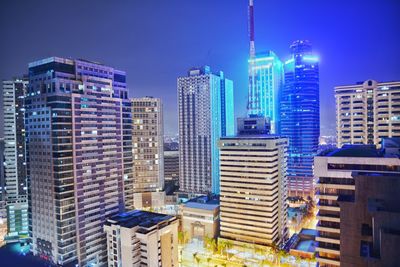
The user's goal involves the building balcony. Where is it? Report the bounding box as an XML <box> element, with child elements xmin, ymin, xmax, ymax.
<box><xmin>317</xmin><ymin>183</ymin><xmax>355</xmax><ymax>191</ymax></box>
<box><xmin>316</xmin><ymin>226</ymin><xmax>340</xmax><ymax>234</ymax></box>
<box><xmin>317</xmin><ymin>200</ymin><xmax>340</xmax><ymax>212</ymax></box>
<box><xmin>316</xmin><ymin>221</ymin><xmax>340</xmax><ymax>234</ymax></box>
<box><xmin>317</xmin><ymin>193</ymin><xmax>338</xmax><ymax>201</ymax></box>
<box><xmin>316</xmin><ymin>236</ymin><xmax>340</xmax><ymax>245</ymax></box>
<box><xmin>316</xmin><ymin>242</ymin><xmax>340</xmax><ymax>255</ymax></box>
<box><xmin>316</xmin><ymin>254</ymin><xmax>340</xmax><ymax>266</ymax></box>
<box><xmin>316</xmin><ymin>212</ymin><xmax>340</xmax><ymax>223</ymax></box>
<box><xmin>317</xmin><ymin>205</ymin><xmax>340</xmax><ymax>212</ymax></box>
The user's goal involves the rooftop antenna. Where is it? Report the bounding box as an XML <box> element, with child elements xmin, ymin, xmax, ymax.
<box><xmin>247</xmin><ymin>0</ymin><xmax>260</xmax><ymax>115</ymax></box>
<box><xmin>248</xmin><ymin>0</ymin><xmax>256</xmax><ymax>59</ymax></box>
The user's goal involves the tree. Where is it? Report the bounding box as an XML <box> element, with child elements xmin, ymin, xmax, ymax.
<box><xmin>210</xmin><ymin>238</ymin><xmax>217</xmax><ymax>253</ymax></box>
<box><xmin>178</xmin><ymin>231</ymin><xmax>184</xmax><ymax>245</ymax></box>
<box><xmin>204</xmin><ymin>235</ymin><xmax>217</xmax><ymax>254</ymax></box>
<box><xmin>225</xmin><ymin>239</ymin><xmax>233</xmax><ymax>260</ymax></box>
<box><xmin>307</xmin><ymin>255</ymin><xmax>316</xmax><ymax>267</ymax></box>
<box><xmin>261</xmin><ymin>258</ymin><xmax>270</xmax><ymax>267</ymax></box>
<box><xmin>178</xmin><ymin>230</ymin><xmax>189</xmax><ymax>245</ymax></box>
<box><xmin>305</xmin><ymin>257</ymin><xmax>312</xmax><ymax>267</ymax></box>
<box><xmin>193</xmin><ymin>252</ymin><xmax>201</xmax><ymax>267</ymax></box>
<box><xmin>250</xmin><ymin>243</ymin><xmax>256</xmax><ymax>258</ymax></box>
<box><xmin>204</xmin><ymin>235</ymin><xmax>211</xmax><ymax>250</ymax></box>
<box><xmin>207</xmin><ymin>257</ymin><xmax>212</xmax><ymax>267</ymax></box>
<box><xmin>270</xmin><ymin>241</ymin><xmax>279</xmax><ymax>265</ymax></box>
<box><xmin>218</xmin><ymin>240</ymin><xmax>227</xmax><ymax>258</ymax></box>
<box><xmin>294</xmin><ymin>255</ymin><xmax>302</xmax><ymax>267</ymax></box>
<box><xmin>277</xmin><ymin>249</ymin><xmax>288</xmax><ymax>267</ymax></box>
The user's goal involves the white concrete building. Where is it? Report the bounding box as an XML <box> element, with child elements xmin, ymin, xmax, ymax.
<box><xmin>218</xmin><ymin>120</ymin><xmax>288</xmax><ymax>246</ymax></box>
<box><xmin>2</xmin><ymin>79</ymin><xmax>29</xmax><ymax>239</ymax></box>
<box><xmin>104</xmin><ymin>210</ymin><xmax>178</xmax><ymax>267</ymax></box>
<box><xmin>335</xmin><ymin>80</ymin><xmax>400</xmax><ymax>148</ymax></box>
<box><xmin>181</xmin><ymin>195</ymin><xmax>220</xmax><ymax>241</ymax></box>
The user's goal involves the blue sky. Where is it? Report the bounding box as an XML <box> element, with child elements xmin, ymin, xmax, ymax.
<box><xmin>1</xmin><ymin>0</ymin><xmax>400</xmax><ymax>135</ymax></box>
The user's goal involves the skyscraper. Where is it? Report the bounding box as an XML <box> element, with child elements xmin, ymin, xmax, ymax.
<box><xmin>246</xmin><ymin>1</ymin><xmax>283</xmax><ymax>134</ymax></box>
<box><xmin>177</xmin><ymin>66</ymin><xmax>234</xmax><ymax>194</ymax></box>
<box><xmin>335</xmin><ymin>80</ymin><xmax>400</xmax><ymax>148</ymax></box>
<box><xmin>26</xmin><ymin>57</ymin><xmax>132</xmax><ymax>266</ymax></box>
<box><xmin>0</xmin><ymin>138</ymin><xmax>4</xmax><ymax>204</ymax></box>
<box><xmin>248</xmin><ymin>51</ymin><xmax>284</xmax><ymax>134</ymax></box>
<box><xmin>219</xmin><ymin>117</ymin><xmax>288</xmax><ymax>246</ymax></box>
<box><xmin>281</xmin><ymin>40</ymin><xmax>320</xmax><ymax>196</ymax></box>
<box><xmin>2</xmin><ymin>78</ymin><xmax>29</xmax><ymax>240</ymax></box>
<box><xmin>0</xmin><ymin>138</ymin><xmax>7</xmax><ymax>246</ymax></box>
<box><xmin>164</xmin><ymin>148</ymin><xmax>179</xmax><ymax>182</ymax></box>
<box><xmin>131</xmin><ymin>97</ymin><xmax>165</xmax><ymax>209</ymax></box>
<box><xmin>314</xmin><ymin>141</ymin><xmax>400</xmax><ymax>266</ymax></box>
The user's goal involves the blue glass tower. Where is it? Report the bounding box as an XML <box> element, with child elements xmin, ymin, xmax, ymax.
<box><xmin>281</xmin><ymin>40</ymin><xmax>320</xmax><ymax>196</ymax></box>
<box><xmin>248</xmin><ymin>51</ymin><xmax>284</xmax><ymax>133</ymax></box>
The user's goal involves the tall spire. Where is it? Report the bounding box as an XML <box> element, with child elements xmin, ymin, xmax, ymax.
<box><xmin>248</xmin><ymin>0</ymin><xmax>255</xmax><ymax>58</ymax></box>
<box><xmin>247</xmin><ymin>0</ymin><xmax>260</xmax><ymax>115</ymax></box>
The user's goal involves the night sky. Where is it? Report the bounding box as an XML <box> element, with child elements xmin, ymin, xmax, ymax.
<box><xmin>1</xmin><ymin>0</ymin><xmax>400</xmax><ymax>136</ymax></box>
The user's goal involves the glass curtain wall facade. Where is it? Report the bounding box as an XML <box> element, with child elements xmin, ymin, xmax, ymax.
<box><xmin>248</xmin><ymin>51</ymin><xmax>284</xmax><ymax>134</ymax></box>
<box><xmin>281</xmin><ymin>40</ymin><xmax>320</xmax><ymax>196</ymax></box>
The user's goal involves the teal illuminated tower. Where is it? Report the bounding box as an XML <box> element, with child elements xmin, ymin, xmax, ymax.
<box><xmin>247</xmin><ymin>0</ymin><xmax>283</xmax><ymax>134</ymax></box>
<box><xmin>248</xmin><ymin>51</ymin><xmax>284</xmax><ymax>133</ymax></box>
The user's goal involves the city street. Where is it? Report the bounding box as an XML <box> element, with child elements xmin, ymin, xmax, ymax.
<box><xmin>179</xmin><ymin>240</ymin><xmax>317</xmax><ymax>267</ymax></box>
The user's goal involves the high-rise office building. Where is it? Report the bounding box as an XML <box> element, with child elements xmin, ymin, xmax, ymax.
<box><xmin>245</xmin><ymin>1</ymin><xmax>283</xmax><ymax>134</ymax></box>
<box><xmin>2</xmin><ymin>79</ymin><xmax>29</xmax><ymax>240</ymax></box>
<box><xmin>335</xmin><ymin>80</ymin><xmax>400</xmax><ymax>148</ymax></box>
<box><xmin>26</xmin><ymin>57</ymin><xmax>132</xmax><ymax>266</ymax></box>
<box><xmin>0</xmin><ymin>138</ymin><xmax>5</xmax><ymax>204</ymax></box>
<box><xmin>219</xmin><ymin>117</ymin><xmax>288</xmax><ymax>246</ymax></box>
<box><xmin>339</xmin><ymin>170</ymin><xmax>400</xmax><ymax>267</ymax></box>
<box><xmin>281</xmin><ymin>40</ymin><xmax>320</xmax><ymax>196</ymax></box>
<box><xmin>248</xmin><ymin>51</ymin><xmax>284</xmax><ymax>134</ymax></box>
<box><xmin>164</xmin><ymin>148</ymin><xmax>179</xmax><ymax>182</ymax></box>
<box><xmin>177</xmin><ymin>66</ymin><xmax>234</xmax><ymax>194</ymax></box>
<box><xmin>0</xmin><ymin>138</ymin><xmax>7</xmax><ymax>246</ymax></box>
<box><xmin>104</xmin><ymin>210</ymin><xmax>179</xmax><ymax>267</ymax></box>
<box><xmin>314</xmin><ymin>140</ymin><xmax>400</xmax><ymax>267</ymax></box>
<box><xmin>131</xmin><ymin>97</ymin><xmax>165</xmax><ymax>209</ymax></box>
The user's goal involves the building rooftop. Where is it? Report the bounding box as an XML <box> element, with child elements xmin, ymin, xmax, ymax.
<box><xmin>300</xmin><ymin>228</ymin><xmax>318</xmax><ymax>237</ymax></box>
<box><xmin>221</xmin><ymin>134</ymin><xmax>283</xmax><ymax>140</ymax></box>
<box><xmin>185</xmin><ymin>65</ymin><xmax>224</xmax><ymax>78</ymax></box>
<box><xmin>319</xmin><ymin>138</ymin><xmax>400</xmax><ymax>158</ymax></box>
<box><xmin>294</xmin><ymin>240</ymin><xmax>316</xmax><ymax>253</ymax></box>
<box><xmin>322</xmin><ymin>145</ymin><xmax>382</xmax><ymax>158</ymax></box>
<box><xmin>105</xmin><ymin>210</ymin><xmax>175</xmax><ymax>229</ymax></box>
<box><xmin>336</xmin><ymin>80</ymin><xmax>400</xmax><ymax>88</ymax></box>
<box><xmin>184</xmin><ymin>195</ymin><xmax>219</xmax><ymax>210</ymax></box>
